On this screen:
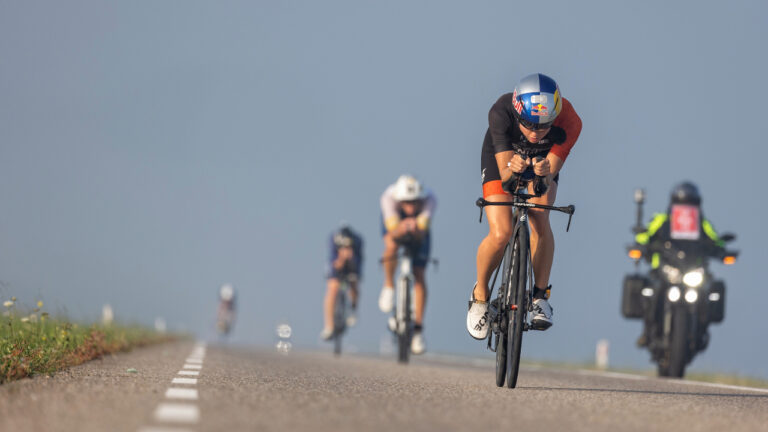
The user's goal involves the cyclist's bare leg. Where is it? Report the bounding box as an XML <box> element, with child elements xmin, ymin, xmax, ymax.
<box><xmin>383</xmin><ymin>232</ymin><xmax>398</xmax><ymax>288</ymax></box>
<box><xmin>413</xmin><ymin>267</ymin><xmax>427</xmax><ymax>325</ymax></box>
<box><xmin>323</xmin><ymin>278</ymin><xmax>340</xmax><ymax>330</ymax></box>
<box><xmin>528</xmin><ymin>180</ymin><xmax>558</xmax><ymax>289</ymax></box>
<box><xmin>474</xmin><ymin>193</ymin><xmax>514</xmax><ymax>302</ymax></box>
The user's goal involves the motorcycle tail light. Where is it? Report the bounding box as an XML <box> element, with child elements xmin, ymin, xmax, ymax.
<box><xmin>723</xmin><ymin>256</ymin><xmax>736</xmax><ymax>265</ymax></box>
<box><xmin>628</xmin><ymin>249</ymin><xmax>642</xmax><ymax>259</ymax></box>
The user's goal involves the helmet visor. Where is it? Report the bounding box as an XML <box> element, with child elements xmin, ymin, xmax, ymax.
<box><xmin>517</xmin><ymin>117</ymin><xmax>553</xmax><ymax>131</ymax></box>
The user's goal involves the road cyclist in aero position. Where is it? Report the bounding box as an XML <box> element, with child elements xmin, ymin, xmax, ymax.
<box><xmin>467</xmin><ymin>73</ymin><xmax>582</xmax><ymax>340</ymax></box>
<box><xmin>321</xmin><ymin>224</ymin><xmax>364</xmax><ymax>343</ymax></box>
<box><xmin>378</xmin><ymin>175</ymin><xmax>436</xmax><ymax>355</ymax></box>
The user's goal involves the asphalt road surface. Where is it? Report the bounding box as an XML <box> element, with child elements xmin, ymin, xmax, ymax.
<box><xmin>1</xmin><ymin>341</ymin><xmax>767</xmax><ymax>432</ymax></box>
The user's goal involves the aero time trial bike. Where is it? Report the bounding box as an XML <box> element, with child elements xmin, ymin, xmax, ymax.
<box><xmin>476</xmin><ymin>160</ymin><xmax>574</xmax><ymax>388</ymax></box>
<box><xmin>331</xmin><ymin>271</ymin><xmax>357</xmax><ymax>356</ymax></box>
<box><xmin>383</xmin><ymin>234</ymin><xmax>436</xmax><ymax>364</ymax></box>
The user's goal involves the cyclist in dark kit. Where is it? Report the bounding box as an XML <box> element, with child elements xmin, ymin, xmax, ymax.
<box><xmin>321</xmin><ymin>224</ymin><xmax>364</xmax><ymax>340</ymax></box>
<box><xmin>467</xmin><ymin>73</ymin><xmax>582</xmax><ymax>339</ymax></box>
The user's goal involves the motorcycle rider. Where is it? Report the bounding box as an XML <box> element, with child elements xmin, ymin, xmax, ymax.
<box><xmin>321</xmin><ymin>224</ymin><xmax>364</xmax><ymax>341</ymax></box>
<box><xmin>633</xmin><ymin>181</ymin><xmax>727</xmax><ymax>346</ymax></box>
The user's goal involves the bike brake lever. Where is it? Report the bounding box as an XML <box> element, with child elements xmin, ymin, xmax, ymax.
<box><xmin>476</xmin><ymin>198</ymin><xmax>486</xmax><ymax>223</ymax></box>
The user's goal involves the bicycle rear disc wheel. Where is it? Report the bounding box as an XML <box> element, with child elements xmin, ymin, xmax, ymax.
<box><xmin>495</xmin><ymin>326</ymin><xmax>508</xmax><ymax>387</ymax></box>
<box><xmin>506</xmin><ymin>229</ymin><xmax>528</xmax><ymax>388</ymax></box>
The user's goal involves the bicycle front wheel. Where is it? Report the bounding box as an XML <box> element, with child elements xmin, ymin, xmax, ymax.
<box><xmin>495</xmin><ymin>243</ymin><xmax>514</xmax><ymax>387</ymax></box>
<box><xmin>397</xmin><ymin>278</ymin><xmax>411</xmax><ymax>364</ymax></box>
<box><xmin>333</xmin><ymin>287</ymin><xmax>346</xmax><ymax>356</ymax></box>
<box><xmin>506</xmin><ymin>226</ymin><xmax>529</xmax><ymax>388</ymax></box>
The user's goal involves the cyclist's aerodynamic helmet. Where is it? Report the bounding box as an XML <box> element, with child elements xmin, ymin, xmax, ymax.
<box><xmin>511</xmin><ymin>73</ymin><xmax>562</xmax><ymax>130</ymax></box>
<box><xmin>220</xmin><ymin>284</ymin><xmax>235</xmax><ymax>302</ymax></box>
<box><xmin>670</xmin><ymin>182</ymin><xmax>701</xmax><ymax>206</ymax></box>
<box><xmin>335</xmin><ymin>224</ymin><xmax>355</xmax><ymax>248</ymax></box>
<box><xmin>393</xmin><ymin>175</ymin><xmax>425</xmax><ymax>202</ymax></box>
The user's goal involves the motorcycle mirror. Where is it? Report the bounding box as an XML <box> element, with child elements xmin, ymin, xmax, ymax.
<box><xmin>634</xmin><ymin>188</ymin><xmax>645</xmax><ymax>204</ymax></box>
<box><xmin>720</xmin><ymin>233</ymin><xmax>736</xmax><ymax>243</ymax></box>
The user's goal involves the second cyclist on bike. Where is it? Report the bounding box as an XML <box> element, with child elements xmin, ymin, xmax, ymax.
<box><xmin>467</xmin><ymin>73</ymin><xmax>582</xmax><ymax>339</ymax></box>
<box><xmin>379</xmin><ymin>175</ymin><xmax>437</xmax><ymax>354</ymax></box>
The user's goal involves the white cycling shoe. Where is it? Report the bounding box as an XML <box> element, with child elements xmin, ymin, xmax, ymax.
<box><xmin>411</xmin><ymin>332</ymin><xmax>426</xmax><ymax>355</ymax></box>
<box><xmin>346</xmin><ymin>311</ymin><xmax>357</xmax><ymax>327</ymax></box>
<box><xmin>320</xmin><ymin>327</ymin><xmax>333</xmax><ymax>341</ymax></box>
<box><xmin>531</xmin><ymin>298</ymin><xmax>553</xmax><ymax>330</ymax></box>
<box><xmin>466</xmin><ymin>283</ymin><xmax>490</xmax><ymax>340</ymax></box>
<box><xmin>378</xmin><ymin>286</ymin><xmax>394</xmax><ymax>313</ymax></box>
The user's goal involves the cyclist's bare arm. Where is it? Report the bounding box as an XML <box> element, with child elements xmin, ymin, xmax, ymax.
<box><xmin>545</xmin><ymin>153</ymin><xmax>564</xmax><ymax>177</ymax></box>
<box><xmin>494</xmin><ymin>150</ymin><xmax>519</xmax><ymax>183</ymax></box>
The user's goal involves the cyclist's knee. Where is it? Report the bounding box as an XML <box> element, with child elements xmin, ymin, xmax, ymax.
<box><xmin>488</xmin><ymin>226</ymin><xmax>512</xmax><ymax>248</ymax></box>
<box><xmin>528</xmin><ymin>209</ymin><xmax>551</xmax><ymax>231</ymax></box>
<box><xmin>326</xmin><ymin>279</ymin><xmax>340</xmax><ymax>294</ymax></box>
<box><xmin>383</xmin><ymin>234</ymin><xmax>398</xmax><ymax>254</ymax></box>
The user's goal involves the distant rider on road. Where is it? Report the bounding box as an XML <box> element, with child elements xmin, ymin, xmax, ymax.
<box><xmin>321</xmin><ymin>224</ymin><xmax>364</xmax><ymax>341</ymax></box>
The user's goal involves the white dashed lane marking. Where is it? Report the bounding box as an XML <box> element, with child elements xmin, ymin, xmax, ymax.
<box><xmin>154</xmin><ymin>403</ymin><xmax>200</xmax><ymax>423</ymax></box>
<box><xmin>165</xmin><ymin>388</ymin><xmax>199</xmax><ymax>400</ymax></box>
<box><xmin>137</xmin><ymin>342</ymin><xmax>205</xmax><ymax>432</ymax></box>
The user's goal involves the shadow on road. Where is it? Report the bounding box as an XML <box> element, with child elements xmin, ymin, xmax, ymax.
<box><xmin>519</xmin><ymin>386</ymin><xmax>768</xmax><ymax>398</ymax></box>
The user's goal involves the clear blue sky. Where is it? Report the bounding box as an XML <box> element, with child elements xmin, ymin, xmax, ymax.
<box><xmin>2</xmin><ymin>0</ymin><xmax>767</xmax><ymax>377</ymax></box>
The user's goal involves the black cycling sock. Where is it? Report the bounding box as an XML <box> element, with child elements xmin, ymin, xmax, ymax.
<box><xmin>533</xmin><ymin>285</ymin><xmax>551</xmax><ymax>300</ymax></box>
<box><xmin>414</xmin><ymin>324</ymin><xmax>423</xmax><ymax>333</ymax></box>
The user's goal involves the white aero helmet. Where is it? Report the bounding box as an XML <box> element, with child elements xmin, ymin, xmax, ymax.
<box><xmin>220</xmin><ymin>284</ymin><xmax>235</xmax><ymax>302</ymax></box>
<box><xmin>393</xmin><ymin>174</ymin><xmax>424</xmax><ymax>201</ymax></box>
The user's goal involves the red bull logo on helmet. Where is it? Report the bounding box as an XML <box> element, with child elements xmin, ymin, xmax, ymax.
<box><xmin>531</xmin><ymin>103</ymin><xmax>549</xmax><ymax>116</ymax></box>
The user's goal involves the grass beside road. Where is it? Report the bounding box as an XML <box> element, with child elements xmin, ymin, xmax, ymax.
<box><xmin>1</xmin><ymin>297</ymin><xmax>170</xmax><ymax>384</ymax></box>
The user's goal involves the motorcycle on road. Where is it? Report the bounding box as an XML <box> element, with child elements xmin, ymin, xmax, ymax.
<box><xmin>621</xmin><ymin>189</ymin><xmax>737</xmax><ymax>378</ymax></box>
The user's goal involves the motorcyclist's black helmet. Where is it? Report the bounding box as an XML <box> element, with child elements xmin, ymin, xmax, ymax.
<box><xmin>670</xmin><ymin>182</ymin><xmax>701</xmax><ymax>205</ymax></box>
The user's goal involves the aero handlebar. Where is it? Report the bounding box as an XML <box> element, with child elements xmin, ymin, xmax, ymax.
<box><xmin>475</xmin><ymin>198</ymin><xmax>576</xmax><ymax>232</ymax></box>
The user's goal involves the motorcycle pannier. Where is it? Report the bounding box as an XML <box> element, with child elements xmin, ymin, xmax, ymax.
<box><xmin>709</xmin><ymin>280</ymin><xmax>726</xmax><ymax>323</ymax></box>
<box><xmin>622</xmin><ymin>274</ymin><xmax>647</xmax><ymax>319</ymax></box>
